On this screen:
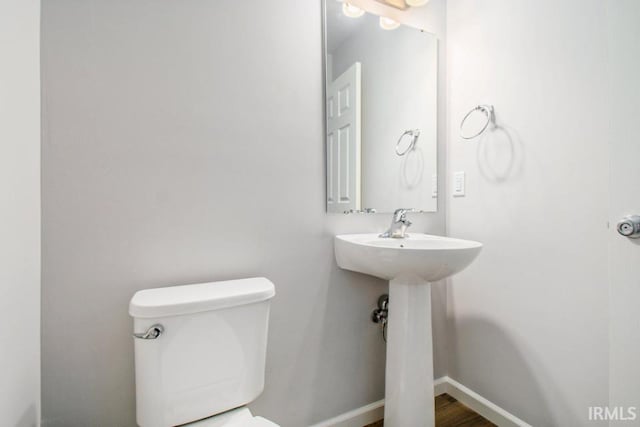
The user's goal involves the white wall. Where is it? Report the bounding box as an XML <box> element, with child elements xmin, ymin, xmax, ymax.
<box><xmin>0</xmin><ymin>0</ymin><xmax>41</xmax><ymax>426</ymax></box>
<box><xmin>41</xmin><ymin>1</ymin><xmax>445</xmax><ymax>426</ymax></box>
<box><xmin>447</xmin><ymin>1</ymin><xmax>610</xmax><ymax>425</ymax></box>
<box><xmin>331</xmin><ymin>15</ymin><xmax>438</xmax><ymax>212</ymax></box>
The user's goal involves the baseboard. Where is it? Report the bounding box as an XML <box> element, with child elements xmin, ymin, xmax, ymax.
<box><xmin>433</xmin><ymin>376</ymin><xmax>448</xmax><ymax>396</ymax></box>
<box><xmin>308</xmin><ymin>399</ymin><xmax>384</xmax><ymax>427</ymax></box>
<box><xmin>442</xmin><ymin>377</ymin><xmax>532</xmax><ymax>427</ymax></box>
<box><xmin>309</xmin><ymin>376</ymin><xmax>530</xmax><ymax>427</ymax></box>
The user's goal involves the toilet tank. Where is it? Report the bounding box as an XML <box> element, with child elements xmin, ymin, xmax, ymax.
<box><xmin>129</xmin><ymin>278</ymin><xmax>276</xmax><ymax>427</ymax></box>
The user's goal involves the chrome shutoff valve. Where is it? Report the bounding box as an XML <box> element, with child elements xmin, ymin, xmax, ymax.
<box><xmin>372</xmin><ymin>295</ymin><xmax>388</xmax><ymax>324</ymax></box>
<box><xmin>372</xmin><ymin>295</ymin><xmax>389</xmax><ymax>342</ymax></box>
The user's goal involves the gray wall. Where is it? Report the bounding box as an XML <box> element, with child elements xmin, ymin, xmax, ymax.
<box><xmin>446</xmin><ymin>0</ymin><xmax>610</xmax><ymax>425</ymax></box>
<box><xmin>41</xmin><ymin>1</ymin><xmax>445</xmax><ymax>426</ymax></box>
<box><xmin>0</xmin><ymin>0</ymin><xmax>41</xmax><ymax>426</ymax></box>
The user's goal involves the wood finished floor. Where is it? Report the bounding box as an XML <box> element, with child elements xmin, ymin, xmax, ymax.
<box><xmin>364</xmin><ymin>394</ymin><xmax>495</xmax><ymax>427</ymax></box>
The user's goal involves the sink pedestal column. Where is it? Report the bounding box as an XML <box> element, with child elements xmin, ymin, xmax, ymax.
<box><xmin>384</xmin><ymin>276</ymin><xmax>435</xmax><ymax>427</ymax></box>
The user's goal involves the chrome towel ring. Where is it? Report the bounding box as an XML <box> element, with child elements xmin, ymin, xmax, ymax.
<box><xmin>395</xmin><ymin>129</ymin><xmax>421</xmax><ymax>156</ymax></box>
<box><xmin>460</xmin><ymin>105</ymin><xmax>494</xmax><ymax>140</ymax></box>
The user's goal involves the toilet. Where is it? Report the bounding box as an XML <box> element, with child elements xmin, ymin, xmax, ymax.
<box><xmin>129</xmin><ymin>277</ymin><xmax>279</xmax><ymax>427</ymax></box>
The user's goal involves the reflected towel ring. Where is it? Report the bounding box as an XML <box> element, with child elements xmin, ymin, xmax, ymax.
<box><xmin>460</xmin><ymin>105</ymin><xmax>494</xmax><ymax>140</ymax></box>
<box><xmin>395</xmin><ymin>129</ymin><xmax>421</xmax><ymax>156</ymax></box>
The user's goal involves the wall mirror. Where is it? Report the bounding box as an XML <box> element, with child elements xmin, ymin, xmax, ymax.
<box><xmin>324</xmin><ymin>1</ymin><xmax>438</xmax><ymax>213</ymax></box>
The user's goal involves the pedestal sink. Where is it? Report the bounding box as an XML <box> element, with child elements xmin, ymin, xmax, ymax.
<box><xmin>334</xmin><ymin>233</ymin><xmax>482</xmax><ymax>427</ymax></box>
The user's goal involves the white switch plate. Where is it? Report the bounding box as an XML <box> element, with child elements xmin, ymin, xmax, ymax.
<box><xmin>453</xmin><ymin>171</ymin><xmax>465</xmax><ymax>197</ymax></box>
<box><xmin>431</xmin><ymin>174</ymin><xmax>438</xmax><ymax>198</ymax></box>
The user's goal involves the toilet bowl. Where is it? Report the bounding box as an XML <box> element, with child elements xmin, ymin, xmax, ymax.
<box><xmin>129</xmin><ymin>277</ymin><xmax>279</xmax><ymax>427</ymax></box>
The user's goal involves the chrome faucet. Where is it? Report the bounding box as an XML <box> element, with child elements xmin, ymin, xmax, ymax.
<box><xmin>379</xmin><ymin>208</ymin><xmax>413</xmax><ymax>238</ymax></box>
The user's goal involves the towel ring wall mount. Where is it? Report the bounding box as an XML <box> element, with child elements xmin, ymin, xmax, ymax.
<box><xmin>460</xmin><ymin>105</ymin><xmax>494</xmax><ymax>140</ymax></box>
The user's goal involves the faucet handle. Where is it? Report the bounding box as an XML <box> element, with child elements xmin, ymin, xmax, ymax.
<box><xmin>393</xmin><ymin>208</ymin><xmax>416</xmax><ymax>222</ymax></box>
<box><xmin>380</xmin><ymin>209</ymin><xmax>415</xmax><ymax>238</ymax></box>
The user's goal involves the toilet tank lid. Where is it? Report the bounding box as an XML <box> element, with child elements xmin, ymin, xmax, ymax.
<box><xmin>129</xmin><ymin>277</ymin><xmax>275</xmax><ymax>318</ymax></box>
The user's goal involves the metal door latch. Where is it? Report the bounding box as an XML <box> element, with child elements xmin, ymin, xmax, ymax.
<box><xmin>617</xmin><ymin>215</ymin><xmax>640</xmax><ymax>238</ymax></box>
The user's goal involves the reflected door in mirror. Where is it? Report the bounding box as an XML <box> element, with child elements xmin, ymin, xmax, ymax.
<box><xmin>327</xmin><ymin>62</ymin><xmax>361</xmax><ymax>213</ymax></box>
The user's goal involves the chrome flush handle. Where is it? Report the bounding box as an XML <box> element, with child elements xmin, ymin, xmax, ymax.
<box><xmin>133</xmin><ymin>324</ymin><xmax>164</xmax><ymax>340</ymax></box>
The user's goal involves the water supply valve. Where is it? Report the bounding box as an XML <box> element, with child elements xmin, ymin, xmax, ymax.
<box><xmin>372</xmin><ymin>294</ymin><xmax>389</xmax><ymax>342</ymax></box>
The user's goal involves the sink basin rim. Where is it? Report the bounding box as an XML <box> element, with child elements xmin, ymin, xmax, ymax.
<box><xmin>335</xmin><ymin>233</ymin><xmax>483</xmax><ymax>251</ymax></box>
<box><xmin>334</xmin><ymin>233</ymin><xmax>483</xmax><ymax>282</ymax></box>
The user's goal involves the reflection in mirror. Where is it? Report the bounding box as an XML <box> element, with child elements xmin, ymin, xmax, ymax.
<box><xmin>324</xmin><ymin>1</ymin><xmax>438</xmax><ymax>213</ymax></box>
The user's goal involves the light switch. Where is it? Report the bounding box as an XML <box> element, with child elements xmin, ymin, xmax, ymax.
<box><xmin>431</xmin><ymin>174</ymin><xmax>438</xmax><ymax>198</ymax></box>
<box><xmin>453</xmin><ymin>171</ymin><xmax>465</xmax><ymax>197</ymax></box>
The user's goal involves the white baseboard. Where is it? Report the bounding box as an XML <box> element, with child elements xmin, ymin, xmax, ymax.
<box><xmin>442</xmin><ymin>377</ymin><xmax>532</xmax><ymax>427</ymax></box>
<box><xmin>308</xmin><ymin>399</ymin><xmax>384</xmax><ymax>427</ymax></box>
<box><xmin>433</xmin><ymin>376</ymin><xmax>448</xmax><ymax>397</ymax></box>
<box><xmin>309</xmin><ymin>376</ymin><xmax>530</xmax><ymax>427</ymax></box>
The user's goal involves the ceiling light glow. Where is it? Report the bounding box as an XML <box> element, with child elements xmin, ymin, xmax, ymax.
<box><xmin>342</xmin><ymin>2</ymin><xmax>365</xmax><ymax>18</ymax></box>
<box><xmin>379</xmin><ymin>16</ymin><xmax>400</xmax><ymax>30</ymax></box>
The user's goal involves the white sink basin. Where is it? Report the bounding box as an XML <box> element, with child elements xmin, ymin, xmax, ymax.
<box><xmin>334</xmin><ymin>232</ymin><xmax>482</xmax><ymax>427</ymax></box>
<box><xmin>335</xmin><ymin>233</ymin><xmax>482</xmax><ymax>282</ymax></box>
